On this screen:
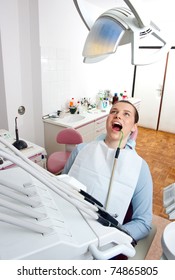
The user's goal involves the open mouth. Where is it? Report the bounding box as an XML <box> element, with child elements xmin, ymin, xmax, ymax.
<box><xmin>112</xmin><ymin>122</ymin><xmax>123</xmax><ymax>131</ymax></box>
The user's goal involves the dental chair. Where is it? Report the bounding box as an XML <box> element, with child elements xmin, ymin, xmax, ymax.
<box><xmin>47</xmin><ymin>128</ymin><xmax>83</xmax><ymax>174</ymax></box>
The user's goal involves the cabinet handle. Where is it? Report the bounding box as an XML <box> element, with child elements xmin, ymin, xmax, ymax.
<box><xmin>96</xmin><ymin>128</ymin><xmax>105</xmax><ymax>133</ymax></box>
<box><xmin>96</xmin><ymin>120</ymin><xmax>106</xmax><ymax>124</ymax></box>
<box><xmin>96</xmin><ymin>117</ymin><xmax>107</xmax><ymax>124</ymax></box>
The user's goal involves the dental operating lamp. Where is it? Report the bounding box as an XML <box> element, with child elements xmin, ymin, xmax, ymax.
<box><xmin>73</xmin><ymin>0</ymin><xmax>170</xmax><ymax>65</ymax></box>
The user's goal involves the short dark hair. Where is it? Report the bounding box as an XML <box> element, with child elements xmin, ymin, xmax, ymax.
<box><xmin>116</xmin><ymin>100</ymin><xmax>139</xmax><ymax>123</ymax></box>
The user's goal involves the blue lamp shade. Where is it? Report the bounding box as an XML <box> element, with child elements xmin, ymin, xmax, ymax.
<box><xmin>82</xmin><ymin>17</ymin><xmax>126</xmax><ymax>63</ymax></box>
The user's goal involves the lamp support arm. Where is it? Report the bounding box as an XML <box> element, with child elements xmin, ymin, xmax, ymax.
<box><xmin>124</xmin><ymin>0</ymin><xmax>150</xmax><ymax>27</ymax></box>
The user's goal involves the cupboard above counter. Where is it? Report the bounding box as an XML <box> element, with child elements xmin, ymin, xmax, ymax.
<box><xmin>43</xmin><ymin>98</ymin><xmax>141</xmax><ymax>156</ymax></box>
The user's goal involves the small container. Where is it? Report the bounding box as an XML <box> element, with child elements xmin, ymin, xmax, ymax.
<box><xmin>122</xmin><ymin>90</ymin><xmax>128</xmax><ymax>99</ymax></box>
<box><xmin>119</xmin><ymin>93</ymin><xmax>123</xmax><ymax>100</ymax></box>
<box><xmin>76</xmin><ymin>101</ymin><xmax>82</xmax><ymax>114</ymax></box>
<box><xmin>102</xmin><ymin>98</ymin><xmax>109</xmax><ymax>110</ymax></box>
<box><xmin>69</xmin><ymin>106</ymin><xmax>77</xmax><ymax>114</ymax></box>
<box><xmin>69</xmin><ymin>98</ymin><xmax>75</xmax><ymax>107</ymax></box>
<box><xmin>98</xmin><ymin>97</ymin><xmax>103</xmax><ymax>110</ymax></box>
<box><xmin>112</xmin><ymin>93</ymin><xmax>118</xmax><ymax>104</ymax></box>
<box><xmin>57</xmin><ymin>110</ymin><xmax>61</xmax><ymax>116</ymax></box>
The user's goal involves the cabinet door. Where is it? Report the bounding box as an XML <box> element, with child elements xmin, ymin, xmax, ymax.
<box><xmin>94</xmin><ymin>116</ymin><xmax>107</xmax><ymax>139</ymax></box>
<box><xmin>76</xmin><ymin>122</ymin><xmax>95</xmax><ymax>142</ymax></box>
<box><xmin>44</xmin><ymin>123</ymin><xmax>64</xmax><ymax>156</ymax></box>
<box><xmin>158</xmin><ymin>50</ymin><xmax>175</xmax><ymax>133</ymax></box>
<box><xmin>134</xmin><ymin>50</ymin><xmax>167</xmax><ymax>129</ymax></box>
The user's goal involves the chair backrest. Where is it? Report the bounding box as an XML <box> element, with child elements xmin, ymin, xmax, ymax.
<box><xmin>56</xmin><ymin>128</ymin><xmax>83</xmax><ymax>145</ymax></box>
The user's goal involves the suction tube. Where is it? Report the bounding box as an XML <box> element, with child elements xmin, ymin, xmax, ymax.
<box><xmin>105</xmin><ymin>130</ymin><xmax>124</xmax><ymax>210</ymax></box>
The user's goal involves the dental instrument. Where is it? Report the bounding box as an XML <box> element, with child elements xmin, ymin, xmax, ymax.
<box><xmin>0</xmin><ymin>137</ymin><xmax>134</xmax><ymax>236</ymax></box>
<box><xmin>0</xmin><ymin>137</ymin><xmax>136</xmax><ymax>259</ymax></box>
<box><xmin>12</xmin><ymin>117</ymin><xmax>27</xmax><ymax>150</ymax></box>
<box><xmin>105</xmin><ymin>130</ymin><xmax>124</xmax><ymax>210</ymax></box>
<box><xmin>0</xmin><ymin>136</ymin><xmax>103</xmax><ymax>207</ymax></box>
<box><xmin>0</xmin><ymin>148</ymin><xmax>130</xmax><ymax>234</ymax></box>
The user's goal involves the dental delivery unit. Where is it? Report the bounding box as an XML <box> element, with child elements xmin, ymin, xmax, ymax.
<box><xmin>0</xmin><ymin>137</ymin><xmax>136</xmax><ymax>260</ymax></box>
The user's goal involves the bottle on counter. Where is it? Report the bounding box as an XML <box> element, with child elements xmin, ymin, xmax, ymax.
<box><xmin>119</xmin><ymin>93</ymin><xmax>123</xmax><ymax>100</ymax></box>
<box><xmin>112</xmin><ymin>93</ymin><xmax>119</xmax><ymax>104</ymax></box>
<box><xmin>102</xmin><ymin>98</ymin><xmax>109</xmax><ymax>111</ymax></box>
<box><xmin>69</xmin><ymin>98</ymin><xmax>75</xmax><ymax>107</ymax></box>
<box><xmin>76</xmin><ymin>101</ymin><xmax>82</xmax><ymax>114</ymax></box>
<box><xmin>122</xmin><ymin>90</ymin><xmax>128</xmax><ymax>100</ymax></box>
<box><xmin>98</xmin><ymin>97</ymin><xmax>104</xmax><ymax>110</ymax></box>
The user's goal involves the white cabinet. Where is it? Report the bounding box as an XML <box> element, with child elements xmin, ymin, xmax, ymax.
<box><xmin>44</xmin><ymin>122</ymin><xmax>65</xmax><ymax>156</ymax></box>
<box><xmin>94</xmin><ymin>116</ymin><xmax>107</xmax><ymax>139</ymax></box>
<box><xmin>43</xmin><ymin>115</ymin><xmax>107</xmax><ymax>156</ymax></box>
<box><xmin>76</xmin><ymin>121</ymin><xmax>95</xmax><ymax>143</ymax></box>
<box><xmin>76</xmin><ymin>115</ymin><xmax>108</xmax><ymax>141</ymax></box>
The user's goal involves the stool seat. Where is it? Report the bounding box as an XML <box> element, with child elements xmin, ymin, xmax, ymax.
<box><xmin>47</xmin><ymin>151</ymin><xmax>71</xmax><ymax>174</ymax></box>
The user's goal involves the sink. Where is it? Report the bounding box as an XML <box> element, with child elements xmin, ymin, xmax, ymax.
<box><xmin>65</xmin><ymin>114</ymin><xmax>86</xmax><ymax>123</ymax></box>
<box><xmin>161</xmin><ymin>221</ymin><xmax>175</xmax><ymax>259</ymax></box>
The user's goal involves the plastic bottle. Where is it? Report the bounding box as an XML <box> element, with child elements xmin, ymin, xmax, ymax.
<box><xmin>102</xmin><ymin>98</ymin><xmax>109</xmax><ymax>111</ymax></box>
<box><xmin>69</xmin><ymin>98</ymin><xmax>74</xmax><ymax>107</ymax></box>
<box><xmin>112</xmin><ymin>93</ymin><xmax>119</xmax><ymax>104</ymax></box>
<box><xmin>119</xmin><ymin>93</ymin><xmax>123</xmax><ymax>100</ymax></box>
<box><xmin>76</xmin><ymin>101</ymin><xmax>82</xmax><ymax>114</ymax></box>
<box><xmin>122</xmin><ymin>90</ymin><xmax>128</xmax><ymax>100</ymax></box>
<box><xmin>98</xmin><ymin>97</ymin><xmax>103</xmax><ymax>110</ymax></box>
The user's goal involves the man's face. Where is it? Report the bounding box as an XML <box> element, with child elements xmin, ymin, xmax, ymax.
<box><xmin>106</xmin><ymin>102</ymin><xmax>137</xmax><ymax>144</ymax></box>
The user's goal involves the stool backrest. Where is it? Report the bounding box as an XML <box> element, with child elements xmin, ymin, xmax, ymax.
<box><xmin>56</xmin><ymin>128</ymin><xmax>83</xmax><ymax>145</ymax></box>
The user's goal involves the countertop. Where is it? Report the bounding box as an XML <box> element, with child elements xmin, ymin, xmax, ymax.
<box><xmin>43</xmin><ymin>97</ymin><xmax>141</xmax><ymax>128</ymax></box>
<box><xmin>43</xmin><ymin>109</ymin><xmax>109</xmax><ymax>128</ymax></box>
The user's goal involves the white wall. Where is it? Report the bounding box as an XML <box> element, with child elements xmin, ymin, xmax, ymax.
<box><xmin>0</xmin><ymin>0</ymin><xmax>23</xmax><ymax>132</ymax></box>
<box><xmin>0</xmin><ymin>33</ymin><xmax>8</xmax><ymax>129</ymax></box>
<box><xmin>0</xmin><ymin>0</ymin><xmax>44</xmax><ymax>146</ymax></box>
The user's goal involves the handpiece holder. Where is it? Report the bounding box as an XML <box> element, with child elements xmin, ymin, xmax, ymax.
<box><xmin>13</xmin><ymin>117</ymin><xmax>27</xmax><ymax>150</ymax></box>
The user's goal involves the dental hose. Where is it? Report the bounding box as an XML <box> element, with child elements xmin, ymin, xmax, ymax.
<box><xmin>105</xmin><ymin>130</ymin><xmax>124</xmax><ymax>210</ymax></box>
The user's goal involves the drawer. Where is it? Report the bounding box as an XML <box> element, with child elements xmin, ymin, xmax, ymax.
<box><xmin>95</xmin><ymin>116</ymin><xmax>107</xmax><ymax>128</ymax></box>
<box><xmin>94</xmin><ymin>116</ymin><xmax>107</xmax><ymax>138</ymax></box>
<box><xmin>76</xmin><ymin>121</ymin><xmax>95</xmax><ymax>142</ymax></box>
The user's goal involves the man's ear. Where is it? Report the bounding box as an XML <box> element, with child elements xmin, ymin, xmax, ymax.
<box><xmin>130</xmin><ymin>125</ymin><xmax>138</xmax><ymax>140</ymax></box>
<box><xmin>131</xmin><ymin>123</ymin><xmax>137</xmax><ymax>133</ymax></box>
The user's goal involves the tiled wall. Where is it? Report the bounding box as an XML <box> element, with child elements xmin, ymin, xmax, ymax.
<box><xmin>41</xmin><ymin>46</ymin><xmax>71</xmax><ymax>115</ymax></box>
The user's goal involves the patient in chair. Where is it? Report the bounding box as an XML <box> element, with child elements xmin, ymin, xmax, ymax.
<box><xmin>62</xmin><ymin>100</ymin><xmax>153</xmax><ymax>257</ymax></box>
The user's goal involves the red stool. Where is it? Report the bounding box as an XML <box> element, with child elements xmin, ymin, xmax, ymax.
<box><xmin>47</xmin><ymin>128</ymin><xmax>83</xmax><ymax>174</ymax></box>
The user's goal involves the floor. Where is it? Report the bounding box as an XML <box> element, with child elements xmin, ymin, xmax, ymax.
<box><xmin>135</xmin><ymin>126</ymin><xmax>175</xmax><ymax>219</ymax></box>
